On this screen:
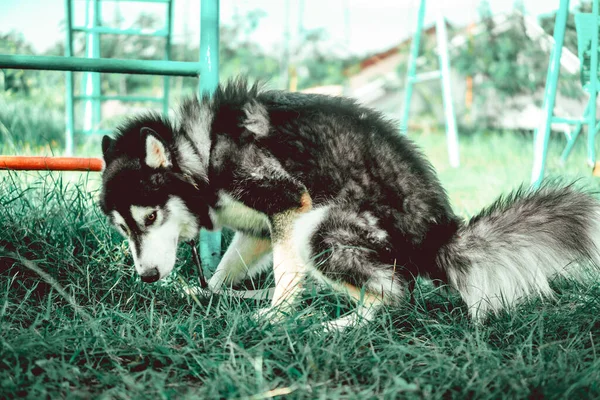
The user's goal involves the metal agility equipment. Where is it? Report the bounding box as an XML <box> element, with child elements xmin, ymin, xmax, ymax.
<box><xmin>401</xmin><ymin>0</ymin><xmax>460</xmax><ymax>168</ymax></box>
<box><xmin>532</xmin><ymin>0</ymin><xmax>599</xmax><ymax>187</ymax></box>
<box><xmin>67</xmin><ymin>0</ymin><xmax>176</xmax><ymax>147</ymax></box>
<box><xmin>0</xmin><ymin>0</ymin><xmax>223</xmax><ymax>272</ymax></box>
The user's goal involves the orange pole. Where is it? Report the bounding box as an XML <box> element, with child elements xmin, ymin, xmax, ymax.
<box><xmin>0</xmin><ymin>156</ymin><xmax>104</xmax><ymax>171</ymax></box>
<box><xmin>466</xmin><ymin>76</ymin><xmax>473</xmax><ymax>109</ymax></box>
<box><xmin>465</xmin><ymin>22</ymin><xmax>476</xmax><ymax>111</ymax></box>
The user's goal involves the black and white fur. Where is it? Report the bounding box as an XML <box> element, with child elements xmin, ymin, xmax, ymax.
<box><xmin>100</xmin><ymin>79</ymin><xmax>600</xmax><ymax>328</ymax></box>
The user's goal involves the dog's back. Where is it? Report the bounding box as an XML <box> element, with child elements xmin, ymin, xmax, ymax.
<box><xmin>101</xmin><ymin>79</ymin><xmax>600</xmax><ymax>328</ymax></box>
<box><xmin>207</xmin><ymin>84</ymin><xmax>461</xmax><ymax>281</ymax></box>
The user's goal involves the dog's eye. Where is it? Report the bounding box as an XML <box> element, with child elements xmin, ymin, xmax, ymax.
<box><xmin>118</xmin><ymin>224</ymin><xmax>129</xmax><ymax>236</ymax></box>
<box><xmin>145</xmin><ymin>211</ymin><xmax>157</xmax><ymax>226</ymax></box>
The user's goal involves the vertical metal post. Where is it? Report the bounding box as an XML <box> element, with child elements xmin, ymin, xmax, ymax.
<box><xmin>199</xmin><ymin>0</ymin><xmax>221</xmax><ymax>271</ymax></box>
<box><xmin>163</xmin><ymin>0</ymin><xmax>174</xmax><ymax>115</ymax></box>
<box><xmin>587</xmin><ymin>0</ymin><xmax>599</xmax><ymax>165</ymax></box>
<box><xmin>281</xmin><ymin>0</ymin><xmax>291</xmax><ymax>90</ymax></box>
<box><xmin>199</xmin><ymin>0</ymin><xmax>219</xmax><ymax>94</ymax></box>
<box><xmin>83</xmin><ymin>0</ymin><xmax>101</xmax><ymax>133</ymax></box>
<box><xmin>64</xmin><ymin>0</ymin><xmax>75</xmax><ymax>156</ymax></box>
<box><xmin>435</xmin><ymin>1</ymin><xmax>460</xmax><ymax>168</ymax></box>
<box><xmin>92</xmin><ymin>0</ymin><xmax>101</xmax><ymax>128</ymax></box>
<box><xmin>531</xmin><ymin>0</ymin><xmax>570</xmax><ymax>187</ymax></box>
<box><xmin>560</xmin><ymin>101</ymin><xmax>590</xmax><ymax>163</ymax></box>
<box><xmin>401</xmin><ymin>0</ymin><xmax>426</xmax><ymax>135</ymax></box>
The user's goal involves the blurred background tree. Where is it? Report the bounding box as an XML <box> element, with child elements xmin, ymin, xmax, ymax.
<box><xmin>453</xmin><ymin>0</ymin><xmax>548</xmax><ymax>97</ymax></box>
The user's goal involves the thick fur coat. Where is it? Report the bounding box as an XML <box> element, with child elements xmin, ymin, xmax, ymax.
<box><xmin>100</xmin><ymin>79</ymin><xmax>600</xmax><ymax>327</ymax></box>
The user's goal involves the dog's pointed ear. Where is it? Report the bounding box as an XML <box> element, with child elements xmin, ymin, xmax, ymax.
<box><xmin>102</xmin><ymin>135</ymin><xmax>114</xmax><ymax>160</ymax></box>
<box><xmin>141</xmin><ymin>127</ymin><xmax>171</xmax><ymax>169</ymax></box>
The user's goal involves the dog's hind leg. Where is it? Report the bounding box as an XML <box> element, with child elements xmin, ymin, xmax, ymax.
<box><xmin>293</xmin><ymin>205</ymin><xmax>405</xmax><ymax>330</ymax></box>
<box><xmin>261</xmin><ymin>193</ymin><xmax>314</xmax><ymax>316</ymax></box>
<box><xmin>323</xmin><ymin>282</ymin><xmax>385</xmax><ymax>331</ymax></box>
<box><xmin>208</xmin><ymin>232</ymin><xmax>272</xmax><ymax>291</ymax></box>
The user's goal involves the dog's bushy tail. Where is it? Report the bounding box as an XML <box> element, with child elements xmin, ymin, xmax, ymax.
<box><xmin>437</xmin><ymin>183</ymin><xmax>600</xmax><ymax>320</ymax></box>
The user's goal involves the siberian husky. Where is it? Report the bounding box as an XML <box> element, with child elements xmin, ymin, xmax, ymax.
<box><xmin>99</xmin><ymin>79</ymin><xmax>600</xmax><ymax>328</ymax></box>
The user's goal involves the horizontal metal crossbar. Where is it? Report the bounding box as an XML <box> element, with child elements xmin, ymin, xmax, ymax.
<box><xmin>71</xmin><ymin>26</ymin><xmax>169</xmax><ymax>37</ymax></box>
<box><xmin>74</xmin><ymin>129</ymin><xmax>113</xmax><ymax>135</ymax></box>
<box><xmin>73</xmin><ymin>95</ymin><xmax>163</xmax><ymax>102</ymax></box>
<box><xmin>100</xmin><ymin>0</ymin><xmax>171</xmax><ymax>3</ymax></box>
<box><xmin>409</xmin><ymin>70</ymin><xmax>442</xmax><ymax>84</ymax></box>
<box><xmin>0</xmin><ymin>54</ymin><xmax>201</xmax><ymax>76</ymax></box>
<box><xmin>551</xmin><ymin>116</ymin><xmax>587</xmax><ymax>125</ymax></box>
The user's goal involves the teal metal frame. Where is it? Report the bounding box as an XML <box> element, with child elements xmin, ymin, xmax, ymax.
<box><xmin>81</xmin><ymin>0</ymin><xmax>101</xmax><ymax>142</ymax></box>
<box><xmin>0</xmin><ymin>54</ymin><xmax>204</xmax><ymax>75</ymax></box>
<box><xmin>401</xmin><ymin>0</ymin><xmax>460</xmax><ymax>168</ymax></box>
<box><xmin>531</xmin><ymin>0</ymin><xmax>599</xmax><ymax>188</ymax></box>
<box><xmin>198</xmin><ymin>0</ymin><xmax>222</xmax><ymax>271</ymax></box>
<box><xmin>0</xmin><ymin>0</ymin><xmax>222</xmax><ymax>271</ymax></box>
<box><xmin>65</xmin><ymin>0</ymin><xmax>176</xmax><ymax>151</ymax></box>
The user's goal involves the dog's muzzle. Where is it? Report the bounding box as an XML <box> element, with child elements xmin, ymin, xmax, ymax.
<box><xmin>140</xmin><ymin>268</ymin><xmax>160</xmax><ymax>283</ymax></box>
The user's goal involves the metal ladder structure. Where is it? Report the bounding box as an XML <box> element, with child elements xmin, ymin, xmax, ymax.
<box><xmin>531</xmin><ymin>0</ymin><xmax>599</xmax><ymax>188</ymax></box>
<box><xmin>0</xmin><ymin>0</ymin><xmax>223</xmax><ymax>271</ymax></box>
<box><xmin>65</xmin><ymin>0</ymin><xmax>175</xmax><ymax>155</ymax></box>
<box><xmin>401</xmin><ymin>0</ymin><xmax>460</xmax><ymax>168</ymax></box>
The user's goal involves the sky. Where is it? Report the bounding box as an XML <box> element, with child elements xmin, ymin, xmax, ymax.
<box><xmin>0</xmin><ymin>0</ymin><xmax>581</xmax><ymax>57</ymax></box>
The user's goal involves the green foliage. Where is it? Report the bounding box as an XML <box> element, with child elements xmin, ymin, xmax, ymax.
<box><xmin>0</xmin><ymin>94</ymin><xmax>65</xmax><ymax>154</ymax></box>
<box><xmin>453</xmin><ymin>6</ymin><xmax>548</xmax><ymax>97</ymax></box>
<box><xmin>538</xmin><ymin>0</ymin><xmax>595</xmax><ymax>56</ymax></box>
<box><xmin>1</xmin><ymin>131</ymin><xmax>600</xmax><ymax>398</ymax></box>
<box><xmin>219</xmin><ymin>10</ymin><xmax>282</xmax><ymax>84</ymax></box>
<box><xmin>0</xmin><ymin>32</ymin><xmax>64</xmax><ymax>97</ymax></box>
<box><xmin>0</xmin><ymin>32</ymin><xmax>34</xmax><ymax>94</ymax></box>
<box><xmin>293</xmin><ymin>29</ymin><xmax>359</xmax><ymax>90</ymax></box>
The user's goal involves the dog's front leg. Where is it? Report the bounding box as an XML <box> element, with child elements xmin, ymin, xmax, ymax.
<box><xmin>225</xmin><ymin>157</ymin><xmax>313</xmax><ymax>318</ymax></box>
<box><xmin>208</xmin><ymin>233</ymin><xmax>272</xmax><ymax>291</ymax></box>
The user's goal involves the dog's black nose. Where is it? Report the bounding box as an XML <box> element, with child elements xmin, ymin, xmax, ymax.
<box><xmin>140</xmin><ymin>268</ymin><xmax>160</xmax><ymax>283</ymax></box>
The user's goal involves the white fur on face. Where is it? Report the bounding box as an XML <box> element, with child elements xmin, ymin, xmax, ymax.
<box><xmin>116</xmin><ymin>197</ymin><xmax>199</xmax><ymax>280</ymax></box>
<box><xmin>111</xmin><ymin>211</ymin><xmax>129</xmax><ymax>237</ymax></box>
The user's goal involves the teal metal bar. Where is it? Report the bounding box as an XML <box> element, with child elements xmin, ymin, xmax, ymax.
<box><xmin>435</xmin><ymin>5</ymin><xmax>460</xmax><ymax>168</ymax></box>
<box><xmin>163</xmin><ymin>0</ymin><xmax>174</xmax><ymax>115</ymax></box>
<box><xmin>64</xmin><ymin>0</ymin><xmax>75</xmax><ymax>156</ymax></box>
<box><xmin>74</xmin><ymin>95</ymin><xmax>163</xmax><ymax>102</ymax></box>
<box><xmin>91</xmin><ymin>0</ymin><xmax>102</xmax><ymax>134</ymax></box>
<box><xmin>586</xmin><ymin>0</ymin><xmax>599</xmax><ymax>165</ymax></box>
<box><xmin>400</xmin><ymin>0</ymin><xmax>459</xmax><ymax>167</ymax></box>
<box><xmin>410</xmin><ymin>70</ymin><xmax>441</xmax><ymax>84</ymax></box>
<box><xmin>198</xmin><ymin>0</ymin><xmax>222</xmax><ymax>271</ymax></box>
<box><xmin>531</xmin><ymin>0</ymin><xmax>570</xmax><ymax>188</ymax></box>
<box><xmin>72</xmin><ymin>26</ymin><xmax>169</xmax><ymax>37</ymax></box>
<box><xmin>0</xmin><ymin>55</ymin><xmax>203</xmax><ymax>76</ymax></box>
<box><xmin>561</xmin><ymin>115</ymin><xmax>587</xmax><ymax>163</ymax></box>
<box><xmin>559</xmin><ymin>99</ymin><xmax>593</xmax><ymax>163</ymax></box>
<box><xmin>101</xmin><ymin>0</ymin><xmax>171</xmax><ymax>2</ymax></box>
<box><xmin>75</xmin><ymin>129</ymin><xmax>112</xmax><ymax>135</ymax></box>
<box><xmin>400</xmin><ymin>0</ymin><xmax>426</xmax><ymax>135</ymax></box>
<box><xmin>551</xmin><ymin>116</ymin><xmax>587</xmax><ymax>124</ymax></box>
<box><xmin>82</xmin><ymin>0</ymin><xmax>101</xmax><ymax>134</ymax></box>
<box><xmin>199</xmin><ymin>0</ymin><xmax>220</xmax><ymax>94</ymax></box>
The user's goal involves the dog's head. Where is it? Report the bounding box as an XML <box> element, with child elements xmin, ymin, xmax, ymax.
<box><xmin>99</xmin><ymin>115</ymin><xmax>211</xmax><ymax>283</ymax></box>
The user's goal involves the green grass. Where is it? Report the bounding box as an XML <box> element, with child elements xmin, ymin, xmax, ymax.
<box><xmin>1</xmin><ymin>130</ymin><xmax>600</xmax><ymax>399</ymax></box>
<box><xmin>0</xmin><ymin>95</ymin><xmax>65</xmax><ymax>154</ymax></box>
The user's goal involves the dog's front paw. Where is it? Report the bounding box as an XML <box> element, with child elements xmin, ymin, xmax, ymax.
<box><xmin>207</xmin><ymin>275</ymin><xmax>225</xmax><ymax>293</ymax></box>
<box><xmin>323</xmin><ymin>315</ymin><xmax>357</xmax><ymax>333</ymax></box>
<box><xmin>255</xmin><ymin>306</ymin><xmax>287</xmax><ymax>324</ymax></box>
